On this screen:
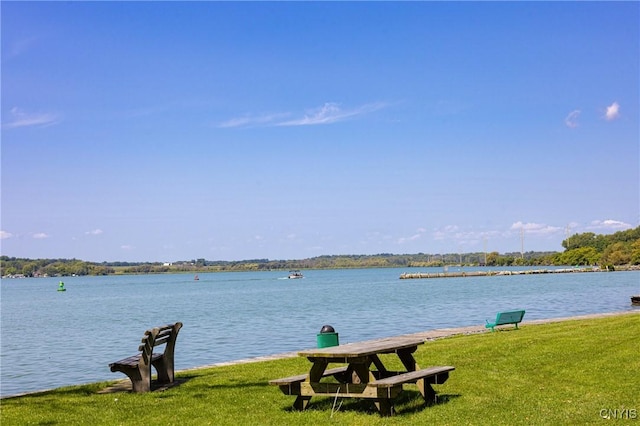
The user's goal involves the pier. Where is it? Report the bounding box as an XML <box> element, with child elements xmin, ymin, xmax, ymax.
<box><xmin>399</xmin><ymin>267</ymin><xmax>603</xmax><ymax>279</ymax></box>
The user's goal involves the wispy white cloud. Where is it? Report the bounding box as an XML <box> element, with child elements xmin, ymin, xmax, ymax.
<box><xmin>3</xmin><ymin>107</ymin><xmax>60</xmax><ymax>129</ymax></box>
<box><xmin>433</xmin><ymin>225</ymin><xmax>463</xmax><ymax>241</ymax></box>
<box><xmin>217</xmin><ymin>116</ymin><xmax>253</xmax><ymax>129</ymax></box>
<box><xmin>217</xmin><ymin>112</ymin><xmax>290</xmax><ymax>129</ymax></box>
<box><xmin>604</xmin><ymin>102</ymin><xmax>620</xmax><ymax>121</ymax></box>
<box><xmin>277</xmin><ymin>102</ymin><xmax>386</xmax><ymax>126</ymax></box>
<box><xmin>510</xmin><ymin>221</ymin><xmax>562</xmax><ymax>236</ymax></box>
<box><xmin>85</xmin><ymin>229</ymin><xmax>103</xmax><ymax>236</ymax></box>
<box><xmin>565</xmin><ymin>109</ymin><xmax>581</xmax><ymax>128</ymax></box>
<box><xmin>393</xmin><ymin>219</ymin><xmax>633</xmax><ymax>254</ymax></box>
<box><xmin>32</xmin><ymin>232</ymin><xmax>49</xmax><ymax>239</ymax></box>
<box><xmin>587</xmin><ymin>219</ymin><xmax>631</xmax><ymax>230</ymax></box>
<box><xmin>121</xmin><ymin>245</ymin><xmax>134</xmax><ymax>251</ymax></box>
<box><xmin>433</xmin><ymin>225</ymin><xmax>502</xmax><ymax>246</ymax></box>
<box><xmin>0</xmin><ymin>230</ymin><xmax>13</xmax><ymax>240</ymax></box>
<box><xmin>397</xmin><ymin>233</ymin><xmax>423</xmax><ymax>244</ymax></box>
<box><xmin>397</xmin><ymin>227</ymin><xmax>429</xmax><ymax>244</ymax></box>
<box><xmin>217</xmin><ymin>102</ymin><xmax>386</xmax><ymax>128</ymax></box>
<box><xmin>362</xmin><ymin>231</ymin><xmax>393</xmax><ymax>246</ymax></box>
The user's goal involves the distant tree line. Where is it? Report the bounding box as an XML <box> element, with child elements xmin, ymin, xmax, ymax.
<box><xmin>2</xmin><ymin>226</ymin><xmax>638</xmax><ymax>278</ymax></box>
<box><xmin>557</xmin><ymin>226</ymin><xmax>640</xmax><ymax>267</ymax></box>
<box><xmin>0</xmin><ymin>258</ymin><xmax>116</xmax><ymax>278</ymax></box>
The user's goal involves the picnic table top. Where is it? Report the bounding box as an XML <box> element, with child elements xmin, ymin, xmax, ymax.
<box><xmin>298</xmin><ymin>336</ymin><xmax>425</xmax><ymax>358</ymax></box>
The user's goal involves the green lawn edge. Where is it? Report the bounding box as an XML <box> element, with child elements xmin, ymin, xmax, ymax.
<box><xmin>2</xmin><ymin>312</ymin><xmax>639</xmax><ymax>425</ymax></box>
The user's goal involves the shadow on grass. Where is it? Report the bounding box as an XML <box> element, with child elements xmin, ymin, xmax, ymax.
<box><xmin>281</xmin><ymin>390</ymin><xmax>461</xmax><ymax>416</ymax></box>
<box><xmin>98</xmin><ymin>376</ymin><xmax>194</xmax><ymax>394</ymax></box>
<box><xmin>103</xmin><ymin>369</ymin><xmax>270</xmax><ymax>394</ymax></box>
<box><xmin>165</xmin><ymin>373</ymin><xmax>274</xmax><ymax>399</ymax></box>
<box><xmin>487</xmin><ymin>327</ymin><xmax>522</xmax><ymax>333</ymax></box>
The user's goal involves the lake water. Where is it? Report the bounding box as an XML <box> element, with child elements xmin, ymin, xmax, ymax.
<box><xmin>1</xmin><ymin>267</ymin><xmax>638</xmax><ymax>397</ymax></box>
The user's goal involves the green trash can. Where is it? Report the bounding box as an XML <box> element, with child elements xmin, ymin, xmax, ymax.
<box><xmin>317</xmin><ymin>325</ymin><xmax>339</xmax><ymax>348</ymax></box>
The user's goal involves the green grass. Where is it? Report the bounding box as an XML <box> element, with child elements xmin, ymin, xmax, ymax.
<box><xmin>2</xmin><ymin>313</ymin><xmax>639</xmax><ymax>425</ymax></box>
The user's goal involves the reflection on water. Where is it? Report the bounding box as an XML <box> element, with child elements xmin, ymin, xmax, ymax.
<box><xmin>1</xmin><ymin>267</ymin><xmax>638</xmax><ymax>396</ymax></box>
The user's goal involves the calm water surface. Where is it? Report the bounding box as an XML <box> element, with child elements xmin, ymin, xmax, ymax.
<box><xmin>1</xmin><ymin>267</ymin><xmax>638</xmax><ymax>397</ymax></box>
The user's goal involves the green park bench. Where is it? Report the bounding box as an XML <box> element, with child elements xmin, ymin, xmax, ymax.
<box><xmin>485</xmin><ymin>310</ymin><xmax>525</xmax><ymax>331</ymax></box>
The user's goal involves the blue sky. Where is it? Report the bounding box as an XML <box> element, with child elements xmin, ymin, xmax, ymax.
<box><xmin>2</xmin><ymin>2</ymin><xmax>638</xmax><ymax>262</ymax></box>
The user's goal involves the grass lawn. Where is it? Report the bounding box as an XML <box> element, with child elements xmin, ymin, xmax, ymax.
<box><xmin>2</xmin><ymin>312</ymin><xmax>638</xmax><ymax>425</ymax></box>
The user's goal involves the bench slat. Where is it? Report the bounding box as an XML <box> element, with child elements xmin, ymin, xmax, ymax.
<box><xmin>110</xmin><ymin>355</ymin><xmax>142</xmax><ymax>368</ymax></box>
<box><xmin>154</xmin><ymin>336</ymin><xmax>171</xmax><ymax>346</ymax></box>
<box><xmin>370</xmin><ymin>366</ymin><xmax>455</xmax><ymax>388</ymax></box>
<box><xmin>110</xmin><ymin>352</ymin><xmax>163</xmax><ymax>369</ymax></box>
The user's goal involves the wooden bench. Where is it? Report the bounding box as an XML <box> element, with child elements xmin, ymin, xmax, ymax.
<box><xmin>371</xmin><ymin>365</ymin><xmax>454</xmax><ymax>413</ymax></box>
<box><xmin>109</xmin><ymin>322</ymin><xmax>183</xmax><ymax>392</ymax></box>
<box><xmin>485</xmin><ymin>310</ymin><xmax>525</xmax><ymax>331</ymax></box>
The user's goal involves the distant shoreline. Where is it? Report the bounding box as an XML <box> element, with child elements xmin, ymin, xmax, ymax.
<box><xmin>4</xmin><ymin>263</ymin><xmax>639</xmax><ymax>280</ymax></box>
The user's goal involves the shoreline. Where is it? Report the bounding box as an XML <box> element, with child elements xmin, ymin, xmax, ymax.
<box><xmin>188</xmin><ymin>310</ymin><xmax>640</xmax><ymax>371</ymax></box>
<box><xmin>4</xmin><ymin>310</ymin><xmax>638</xmax><ymax>399</ymax></box>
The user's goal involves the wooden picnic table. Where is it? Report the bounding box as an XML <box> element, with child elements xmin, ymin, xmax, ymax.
<box><xmin>270</xmin><ymin>336</ymin><xmax>454</xmax><ymax>416</ymax></box>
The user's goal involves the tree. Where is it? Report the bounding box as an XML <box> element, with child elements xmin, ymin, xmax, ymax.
<box><xmin>21</xmin><ymin>262</ymin><xmax>38</xmax><ymax>277</ymax></box>
<box><xmin>4</xmin><ymin>266</ymin><xmax>18</xmax><ymax>276</ymax></box>
<box><xmin>486</xmin><ymin>252</ymin><xmax>499</xmax><ymax>266</ymax></box>
<box><xmin>601</xmin><ymin>242</ymin><xmax>631</xmax><ymax>266</ymax></box>
<box><xmin>558</xmin><ymin>247</ymin><xmax>600</xmax><ymax>266</ymax></box>
<box><xmin>631</xmin><ymin>240</ymin><xmax>640</xmax><ymax>265</ymax></box>
<box><xmin>562</xmin><ymin>232</ymin><xmax>603</xmax><ymax>251</ymax></box>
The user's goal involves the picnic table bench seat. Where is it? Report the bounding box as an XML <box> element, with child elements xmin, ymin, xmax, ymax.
<box><xmin>485</xmin><ymin>310</ymin><xmax>525</xmax><ymax>331</ymax></box>
<box><xmin>109</xmin><ymin>322</ymin><xmax>183</xmax><ymax>392</ymax></box>
<box><xmin>269</xmin><ymin>366</ymin><xmax>351</xmax><ymax>395</ymax></box>
<box><xmin>272</xmin><ymin>364</ymin><xmax>456</xmax><ymax>416</ymax></box>
<box><xmin>370</xmin><ymin>366</ymin><xmax>455</xmax><ymax>401</ymax></box>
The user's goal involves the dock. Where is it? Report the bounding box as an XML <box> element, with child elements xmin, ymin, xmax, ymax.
<box><xmin>399</xmin><ymin>267</ymin><xmax>603</xmax><ymax>279</ymax></box>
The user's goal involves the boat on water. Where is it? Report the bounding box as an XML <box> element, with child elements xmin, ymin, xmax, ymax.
<box><xmin>194</xmin><ymin>275</ymin><xmax>199</xmax><ymax>281</ymax></box>
<box><xmin>288</xmin><ymin>270</ymin><xmax>303</xmax><ymax>279</ymax></box>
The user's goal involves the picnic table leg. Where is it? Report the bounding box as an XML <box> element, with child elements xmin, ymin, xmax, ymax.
<box><xmin>350</xmin><ymin>361</ymin><xmax>372</xmax><ymax>384</ymax></box>
<box><xmin>397</xmin><ymin>347</ymin><xmax>419</xmax><ymax>371</ymax></box>
<box><xmin>308</xmin><ymin>359</ymin><xmax>328</xmax><ymax>382</ymax></box>
<box><xmin>370</xmin><ymin>354</ymin><xmax>388</xmax><ymax>376</ymax></box>
<box><xmin>416</xmin><ymin>379</ymin><xmax>437</xmax><ymax>404</ymax></box>
<box><xmin>375</xmin><ymin>398</ymin><xmax>395</xmax><ymax>416</ymax></box>
<box><xmin>295</xmin><ymin>358</ymin><xmax>329</xmax><ymax>411</ymax></box>
<box><xmin>293</xmin><ymin>395</ymin><xmax>312</xmax><ymax>411</ymax></box>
